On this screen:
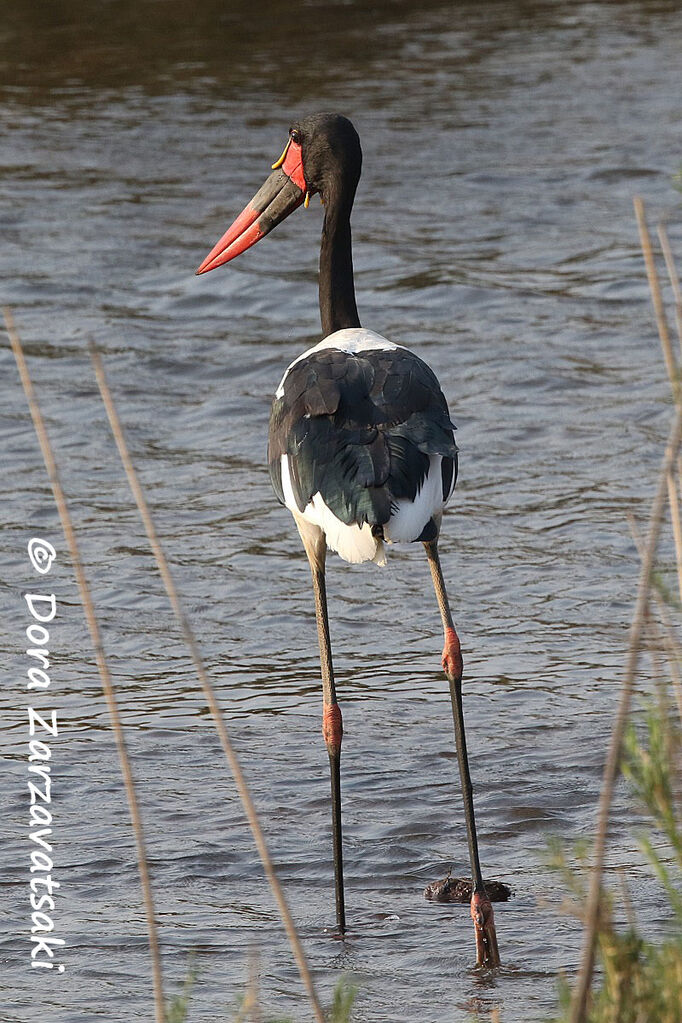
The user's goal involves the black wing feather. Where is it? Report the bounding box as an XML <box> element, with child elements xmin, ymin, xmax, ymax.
<box><xmin>268</xmin><ymin>346</ymin><xmax>457</xmax><ymax>528</ymax></box>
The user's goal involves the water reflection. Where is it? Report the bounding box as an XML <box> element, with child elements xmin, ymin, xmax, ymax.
<box><xmin>1</xmin><ymin>1</ymin><xmax>562</xmax><ymax>96</ymax></box>
<box><xmin>3</xmin><ymin>1</ymin><xmax>682</xmax><ymax>1021</ymax></box>
<box><xmin>2</xmin><ymin>0</ymin><xmax>678</xmax><ymax>101</ymax></box>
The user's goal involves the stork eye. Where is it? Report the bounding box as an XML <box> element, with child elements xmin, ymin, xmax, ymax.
<box><xmin>290</xmin><ymin>128</ymin><xmax>302</xmax><ymax>144</ymax></box>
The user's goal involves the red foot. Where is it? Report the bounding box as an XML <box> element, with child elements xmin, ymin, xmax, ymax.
<box><xmin>442</xmin><ymin>626</ymin><xmax>463</xmax><ymax>682</ymax></box>
<box><xmin>470</xmin><ymin>890</ymin><xmax>501</xmax><ymax>967</ymax></box>
<box><xmin>322</xmin><ymin>703</ymin><xmax>343</xmax><ymax>755</ymax></box>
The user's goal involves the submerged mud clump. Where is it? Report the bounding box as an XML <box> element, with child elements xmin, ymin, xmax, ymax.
<box><xmin>424</xmin><ymin>875</ymin><xmax>513</xmax><ymax>903</ymax></box>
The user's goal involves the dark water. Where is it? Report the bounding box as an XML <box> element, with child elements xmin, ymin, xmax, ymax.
<box><xmin>2</xmin><ymin>2</ymin><xmax>682</xmax><ymax>1020</ymax></box>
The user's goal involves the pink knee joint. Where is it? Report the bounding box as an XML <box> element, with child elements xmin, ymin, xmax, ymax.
<box><xmin>322</xmin><ymin>703</ymin><xmax>343</xmax><ymax>754</ymax></box>
<box><xmin>442</xmin><ymin>626</ymin><xmax>463</xmax><ymax>680</ymax></box>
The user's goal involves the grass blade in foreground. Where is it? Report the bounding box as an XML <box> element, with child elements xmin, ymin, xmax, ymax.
<box><xmin>3</xmin><ymin>307</ymin><xmax>166</xmax><ymax>1023</ymax></box>
<box><xmin>568</xmin><ymin>201</ymin><xmax>682</xmax><ymax>1022</ymax></box>
<box><xmin>89</xmin><ymin>343</ymin><xmax>327</xmax><ymax>1023</ymax></box>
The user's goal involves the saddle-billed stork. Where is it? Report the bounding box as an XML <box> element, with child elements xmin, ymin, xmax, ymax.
<box><xmin>196</xmin><ymin>112</ymin><xmax>500</xmax><ymax>966</ymax></box>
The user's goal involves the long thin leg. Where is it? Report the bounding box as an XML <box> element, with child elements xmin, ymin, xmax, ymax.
<box><xmin>424</xmin><ymin>538</ymin><xmax>500</xmax><ymax>967</ymax></box>
<box><xmin>296</xmin><ymin>518</ymin><xmax>346</xmax><ymax>933</ymax></box>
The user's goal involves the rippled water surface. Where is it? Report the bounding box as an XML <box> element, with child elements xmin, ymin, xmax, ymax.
<box><xmin>3</xmin><ymin>2</ymin><xmax>682</xmax><ymax>1020</ymax></box>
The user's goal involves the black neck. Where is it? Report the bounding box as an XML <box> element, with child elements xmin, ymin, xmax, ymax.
<box><xmin>318</xmin><ymin>194</ymin><xmax>361</xmax><ymax>337</ymax></box>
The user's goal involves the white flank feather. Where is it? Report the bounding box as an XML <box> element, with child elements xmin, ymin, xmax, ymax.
<box><xmin>281</xmin><ymin>454</ymin><xmax>386</xmax><ymax>566</ymax></box>
<box><xmin>384</xmin><ymin>454</ymin><xmax>446</xmax><ymax>543</ymax></box>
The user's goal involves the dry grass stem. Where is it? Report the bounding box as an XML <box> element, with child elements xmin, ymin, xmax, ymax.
<box><xmin>656</xmin><ymin>221</ymin><xmax>682</xmax><ymax>603</ymax></box>
<box><xmin>666</xmin><ymin>471</ymin><xmax>682</xmax><ymax>603</ymax></box>
<box><xmin>3</xmin><ymin>308</ymin><xmax>166</xmax><ymax>1023</ymax></box>
<box><xmin>658</xmin><ymin>221</ymin><xmax>682</xmax><ymax>305</ymax></box>
<box><xmin>89</xmin><ymin>344</ymin><xmax>326</xmax><ymax>1023</ymax></box>
<box><xmin>572</xmin><ymin>203</ymin><xmax>682</xmax><ymax>1018</ymax></box>
<box><xmin>635</xmin><ymin>201</ymin><xmax>682</xmax><ymax>609</ymax></box>
<box><xmin>628</xmin><ymin>513</ymin><xmax>682</xmax><ymax>725</ymax></box>
<box><xmin>634</xmin><ymin>197</ymin><xmax>677</xmax><ymax>391</ymax></box>
<box><xmin>570</xmin><ymin>201</ymin><xmax>682</xmax><ymax>1023</ymax></box>
<box><xmin>658</xmin><ymin>221</ymin><xmax>682</xmax><ymax>358</ymax></box>
<box><xmin>568</xmin><ymin>404</ymin><xmax>682</xmax><ymax>1023</ymax></box>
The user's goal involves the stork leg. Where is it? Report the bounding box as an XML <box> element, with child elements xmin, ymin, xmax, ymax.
<box><xmin>424</xmin><ymin>538</ymin><xmax>500</xmax><ymax>967</ymax></box>
<box><xmin>295</xmin><ymin>517</ymin><xmax>346</xmax><ymax>934</ymax></box>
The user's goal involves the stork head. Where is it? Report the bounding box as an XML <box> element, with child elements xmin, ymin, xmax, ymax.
<box><xmin>196</xmin><ymin>113</ymin><xmax>362</xmax><ymax>275</ymax></box>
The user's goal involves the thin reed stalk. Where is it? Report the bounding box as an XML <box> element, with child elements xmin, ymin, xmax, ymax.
<box><xmin>635</xmin><ymin>200</ymin><xmax>682</xmax><ymax>616</ymax></box>
<box><xmin>3</xmin><ymin>308</ymin><xmax>166</xmax><ymax>1023</ymax></box>
<box><xmin>569</xmin><ymin>203</ymin><xmax>682</xmax><ymax>1022</ymax></box>
<box><xmin>628</xmin><ymin>512</ymin><xmax>682</xmax><ymax>724</ymax></box>
<box><xmin>88</xmin><ymin>344</ymin><xmax>327</xmax><ymax>1023</ymax></box>
<box><xmin>666</xmin><ymin>470</ymin><xmax>682</xmax><ymax>603</ymax></box>
<box><xmin>568</xmin><ymin>404</ymin><xmax>682</xmax><ymax>1023</ymax></box>
<box><xmin>570</xmin><ymin>202</ymin><xmax>682</xmax><ymax>1020</ymax></box>
<box><xmin>661</xmin><ymin>218</ymin><xmax>682</xmax><ymax>613</ymax></box>
<box><xmin>656</xmin><ymin>218</ymin><xmax>682</xmax><ymax>604</ymax></box>
<box><xmin>658</xmin><ymin>222</ymin><xmax>682</xmax><ymax>307</ymax></box>
<box><xmin>634</xmin><ymin>197</ymin><xmax>677</xmax><ymax>391</ymax></box>
<box><xmin>658</xmin><ymin>221</ymin><xmax>682</xmax><ymax>359</ymax></box>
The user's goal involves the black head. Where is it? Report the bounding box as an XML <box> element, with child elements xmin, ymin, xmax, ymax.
<box><xmin>289</xmin><ymin>113</ymin><xmax>362</xmax><ymax>204</ymax></box>
<box><xmin>196</xmin><ymin>112</ymin><xmax>362</xmax><ymax>274</ymax></box>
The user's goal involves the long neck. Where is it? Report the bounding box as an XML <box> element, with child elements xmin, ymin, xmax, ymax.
<box><xmin>319</xmin><ymin>195</ymin><xmax>361</xmax><ymax>336</ymax></box>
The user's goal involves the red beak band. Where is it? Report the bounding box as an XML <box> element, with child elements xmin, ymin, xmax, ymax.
<box><xmin>196</xmin><ymin>140</ymin><xmax>307</xmax><ymax>275</ymax></box>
